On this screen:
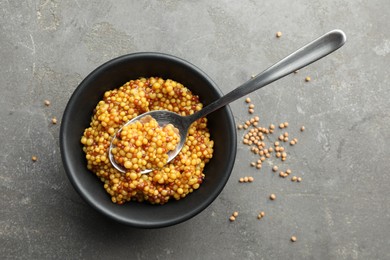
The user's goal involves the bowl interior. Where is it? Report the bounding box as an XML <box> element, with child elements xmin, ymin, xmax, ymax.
<box><xmin>60</xmin><ymin>53</ymin><xmax>237</xmax><ymax>228</ymax></box>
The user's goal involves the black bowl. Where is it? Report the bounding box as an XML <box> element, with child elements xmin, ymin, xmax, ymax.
<box><xmin>60</xmin><ymin>52</ymin><xmax>237</xmax><ymax>228</ymax></box>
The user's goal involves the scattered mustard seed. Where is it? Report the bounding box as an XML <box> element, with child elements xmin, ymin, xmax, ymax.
<box><xmin>31</xmin><ymin>156</ymin><xmax>37</xmax><ymax>162</ymax></box>
<box><xmin>291</xmin><ymin>236</ymin><xmax>297</xmax><ymax>242</ymax></box>
<box><xmin>297</xmin><ymin>177</ymin><xmax>302</xmax><ymax>182</ymax></box>
<box><xmin>51</xmin><ymin>117</ymin><xmax>57</xmax><ymax>124</ymax></box>
<box><xmin>245</xmin><ymin>97</ymin><xmax>251</xmax><ymax>103</ymax></box>
<box><xmin>233</xmin><ymin>211</ymin><xmax>239</xmax><ymax>217</ymax></box>
<box><xmin>291</xmin><ymin>176</ymin><xmax>297</xmax><ymax>182</ymax></box>
<box><xmin>229</xmin><ymin>216</ymin><xmax>236</xmax><ymax>222</ymax></box>
<box><xmin>276</xmin><ymin>31</ymin><xmax>282</xmax><ymax>38</ymax></box>
<box><xmin>44</xmin><ymin>100</ymin><xmax>51</xmax><ymax>106</ymax></box>
<box><xmin>301</xmin><ymin>126</ymin><xmax>305</xmax><ymax>131</ymax></box>
<box><xmin>270</xmin><ymin>194</ymin><xmax>276</xmax><ymax>200</ymax></box>
<box><xmin>272</xmin><ymin>165</ymin><xmax>278</xmax><ymax>172</ymax></box>
<box><xmin>305</xmin><ymin>76</ymin><xmax>311</xmax><ymax>82</ymax></box>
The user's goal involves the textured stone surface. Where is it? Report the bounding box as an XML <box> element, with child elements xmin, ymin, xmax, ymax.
<box><xmin>1</xmin><ymin>0</ymin><xmax>389</xmax><ymax>259</ymax></box>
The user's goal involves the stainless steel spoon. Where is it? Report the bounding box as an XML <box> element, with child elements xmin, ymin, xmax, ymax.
<box><xmin>109</xmin><ymin>29</ymin><xmax>346</xmax><ymax>174</ymax></box>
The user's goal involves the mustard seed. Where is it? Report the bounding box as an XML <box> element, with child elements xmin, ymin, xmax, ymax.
<box><xmin>254</xmin><ymin>116</ymin><xmax>260</xmax><ymax>121</ymax></box>
<box><xmin>282</xmin><ymin>152</ymin><xmax>287</xmax><ymax>158</ymax></box>
<box><xmin>290</xmin><ymin>140</ymin><xmax>296</xmax><ymax>145</ymax></box>
<box><xmin>251</xmin><ymin>162</ymin><xmax>256</xmax><ymax>167</ymax></box>
<box><xmin>248</xmin><ymin>176</ymin><xmax>254</xmax><ymax>182</ymax></box>
<box><xmin>279</xmin><ymin>123</ymin><xmax>285</xmax><ymax>129</ymax></box>
<box><xmin>305</xmin><ymin>76</ymin><xmax>311</xmax><ymax>82</ymax></box>
<box><xmin>239</xmin><ymin>178</ymin><xmax>244</xmax><ymax>183</ymax></box>
<box><xmin>279</xmin><ymin>135</ymin><xmax>284</xmax><ymax>141</ymax></box>
<box><xmin>284</xmin><ymin>122</ymin><xmax>289</xmax><ymax>127</ymax></box>
<box><xmin>269</xmin><ymin>124</ymin><xmax>275</xmax><ymax>130</ymax></box>
<box><xmin>276</xmin><ymin>31</ymin><xmax>282</xmax><ymax>38</ymax></box>
<box><xmin>291</xmin><ymin>176</ymin><xmax>297</xmax><ymax>182</ymax></box>
<box><xmin>283</xmin><ymin>137</ymin><xmax>289</xmax><ymax>142</ymax></box>
<box><xmin>245</xmin><ymin>97</ymin><xmax>251</xmax><ymax>103</ymax></box>
<box><xmin>233</xmin><ymin>211</ymin><xmax>239</xmax><ymax>217</ymax></box>
<box><xmin>297</xmin><ymin>177</ymin><xmax>302</xmax><ymax>182</ymax></box>
<box><xmin>256</xmin><ymin>164</ymin><xmax>262</xmax><ymax>169</ymax></box>
<box><xmin>249</xmin><ymin>104</ymin><xmax>255</xmax><ymax>109</ymax></box>
<box><xmin>44</xmin><ymin>100</ymin><xmax>50</xmax><ymax>106</ymax></box>
<box><xmin>248</xmin><ymin>109</ymin><xmax>254</xmax><ymax>114</ymax></box>
<box><xmin>301</xmin><ymin>126</ymin><xmax>305</xmax><ymax>131</ymax></box>
<box><xmin>51</xmin><ymin>117</ymin><xmax>57</xmax><ymax>124</ymax></box>
<box><xmin>272</xmin><ymin>165</ymin><xmax>278</xmax><ymax>172</ymax></box>
<box><xmin>276</xmin><ymin>152</ymin><xmax>281</xmax><ymax>158</ymax></box>
<box><xmin>270</xmin><ymin>194</ymin><xmax>276</xmax><ymax>200</ymax></box>
<box><xmin>291</xmin><ymin>236</ymin><xmax>297</xmax><ymax>242</ymax></box>
<box><xmin>238</xmin><ymin>125</ymin><xmax>243</xmax><ymax>129</ymax></box>
<box><xmin>284</xmin><ymin>132</ymin><xmax>289</xmax><ymax>137</ymax></box>
<box><xmin>286</xmin><ymin>169</ymin><xmax>292</xmax><ymax>175</ymax></box>
<box><xmin>268</xmin><ymin>147</ymin><xmax>273</xmax><ymax>152</ymax></box>
<box><xmin>230</xmin><ymin>216</ymin><xmax>236</xmax><ymax>222</ymax></box>
<box><xmin>31</xmin><ymin>156</ymin><xmax>37</xmax><ymax>162</ymax></box>
<box><xmin>257</xmin><ymin>214</ymin><xmax>263</xmax><ymax>220</ymax></box>
<box><xmin>244</xmin><ymin>176</ymin><xmax>249</xmax><ymax>182</ymax></box>
<box><xmin>260</xmin><ymin>211</ymin><xmax>265</xmax><ymax>217</ymax></box>
<box><xmin>274</xmin><ymin>141</ymin><xmax>280</xmax><ymax>146</ymax></box>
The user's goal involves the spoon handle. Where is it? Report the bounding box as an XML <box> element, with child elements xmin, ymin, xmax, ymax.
<box><xmin>188</xmin><ymin>29</ymin><xmax>346</xmax><ymax>122</ymax></box>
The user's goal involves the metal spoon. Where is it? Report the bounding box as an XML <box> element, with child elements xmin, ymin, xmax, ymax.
<box><xmin>109</xmin><ymin>29</ymin><xmax>346</xmax><ymax>174</ymax></box>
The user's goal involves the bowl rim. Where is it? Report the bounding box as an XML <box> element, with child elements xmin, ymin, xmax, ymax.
<box><xmin>60</xmin><ymin>52</ymin><xmax>237</xmax><ymax>228</ymax></box>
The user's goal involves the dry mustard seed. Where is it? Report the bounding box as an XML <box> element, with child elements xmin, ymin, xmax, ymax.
<box><xmin>270</xmin><ymin>194</ymin><xmax>276</xmax><ymax>200</ymax></box>
<box><xmin>243</xmin><ymin>125</ymin><xmax>248</xmax><ymax>129</ymax></box>
<box><xmin>272</xmin><ymin>165</ymin><xmax>278</xmax><ymax>172</ymax></box>
<box><xmin>266</xmin><ymin>153</ymin><xmax>271</xmax><ymax>158</ymax></box>
<box><xmin>297</xmin><ymin>177</ymin><xmax>302</xmax><ymax>182</ymax></box>
<box><xmin>279</xmin><ymin>123</ymin><xmax>285</xmax><ymax>129</ymax></box>
<box><xmin>291</xmin><ymin>236</ymin><xmax>297</xmax><ymax>242</ymax></box>
<box><xmin>244</xmin><ymin>176</ymin><xmax>249</xmax><ymax>182</ymax></box>
<box><xmin>257</xmin><ymin>214</ymin><xmax>263</xmax><ymax>219</ymax></box>
<box><xmin>279</xmin><ymin>135</ymin><xmax>284</xmax><ymax>141</ymax></box>
<box><xmin>286</xmin><ymin>169</ymin><xmax>292</xmax><ymax>174</ymax></box>
<box><xmin>305</xmin><ymin>76</ymin><xmax>311</xmax><ymax>82</ymax></box>
<box><xmin>268</xmin><ymin>147</ymin><xmax>273</xmax><ymax>152</ymax></box>
<box><xmin>260</xmin><ymin>211</ymin><xmax>265</xmax><ymax>217</ymax></box>
<box><xmin>279</xmin><ymin>171</ymin><xmax>285</xmax><ymax>177</ymax></box>
<box><xmin>282</xmin><ymin>152</ymin><xmax>287</xmax><ymax>157</ymax></box>
<box><xmin>44</xmin><ymin>100</ymin><xmax>50</xmax><ymax>106</ymax></box>
<box><xmin>276</xmin><ymin>152</ymin><xmax>281</xmax><ymax>158</ymax></box>
<box><xmin>281</xmin><ymin>157</ymin><xmax>286</xmax><ymax>161</ymax></box>
<box><xmin>283</xmin><ymin>137</ymin><xmax>289</xmax><ymax>142</ymax></box>
<box><xmin>301</xmin><ymin>126</ymin><xmax>305</xmax><ymax>131</ymax></box>
<box><xmin>269</xmin><ymin>124</ymin><xmax>275</xmax><ymax>130</ymax></box>
<box><xmin>279</xmin><ymin>147</ymin><xmax>285</xmax><ymax>152</ymax></box>
<box><xmin>51</xmin><ymin>117</ymin><xmax>57</xmax><ymax>124</ymax></box>
<box><xmin>238</xmin><ymin>125</ymin><xmax>243</xmax><ymax>129</ymax></box>
<box><xmin>256</xmin><ymin>164</ymin><xmax>262</xmax><ymax>169</ymax></box>
<box><xmin>248</xmin><ymin>109</ymin><xmax>254</xmax><ymax>114</ymax></box>
<box><xmin>31</xmin><ymin>156</ymin><xmax>37</xmax><ymax>162</ymax></box>
<box><xmin>293</xmin><ymin>138</ymin><xmax>298</xmax><ymax>143</ymax></box>
<box><xmin>260</xmin><ymin>156</ymin><xmax>266</xmax><ymax>161</ymax></box>
<box><xmin>251</xmin><ymin>162</ymin><xmax>256</xmax><ymax>167</ymax></box>
<box><xmin>274</xmin><ymin>141</ymin><xmax>280</xmax><ymax>146</ymax></box>
<box><xmin>276</xmin><ymin>31</ymin><xmax>282</xmax><ymax>38</ymax></box>
<box><xmin>233</xmin><ymin>211</ymin><xmax>239</xmax><ymax>217</ymax></box>
<box><xmin>284</xmin><ymin>132</ymin><xmax>289</xmax><ymax>137</ymax></box>
<box><xmin>284</xmin><ymin>122</ymin><xmax>289</xmax><ymax>127</ymax></box>
<box><xmin>245</xmin><ymin>97</ymin><xmax>251</xmax><ymax>103</ymax></box>
<box><xmin>249</xmin><ymin>104</ymin><xmax>255</xmax><ymax>109</ymax></box>
<box><xmin>291</xmin><ymin>176</ymin><xmax>297</xmax><ymax>182</ymax></box>
<box><xmin>254</xmin><ymin>116</ymin><xmax>260</xmax><ymax>121</ymax></box>
<box><xmin>239</xmin><ymin>178</ymin><xmax>244</xmax><ymax>183</ymax></box>
<box><xmin>290</xmin><ymin>140</ymin><xmax>296</xmax><ymax>145</ymax></box>
<box><xmin>248</xmin><ymin>176</ymin><xmax>254</xmax><ymax>182</ymax></box>
<box><xmin>229</xmin><ymin>216</ymin><xmax>236</xmax><ymax>222</ymax></box>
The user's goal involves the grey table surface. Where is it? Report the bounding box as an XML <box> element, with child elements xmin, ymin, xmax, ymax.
<box><xmin>1</xmin><ymin>1</ymin><xmax>389</xmax><ymax>259</ymax></box>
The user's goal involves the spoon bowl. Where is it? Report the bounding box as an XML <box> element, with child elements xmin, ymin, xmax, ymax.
<box><xmin>109</xmin><ymin>110</ymin><xmax>190</xmax><ymax>174</ymax></box>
